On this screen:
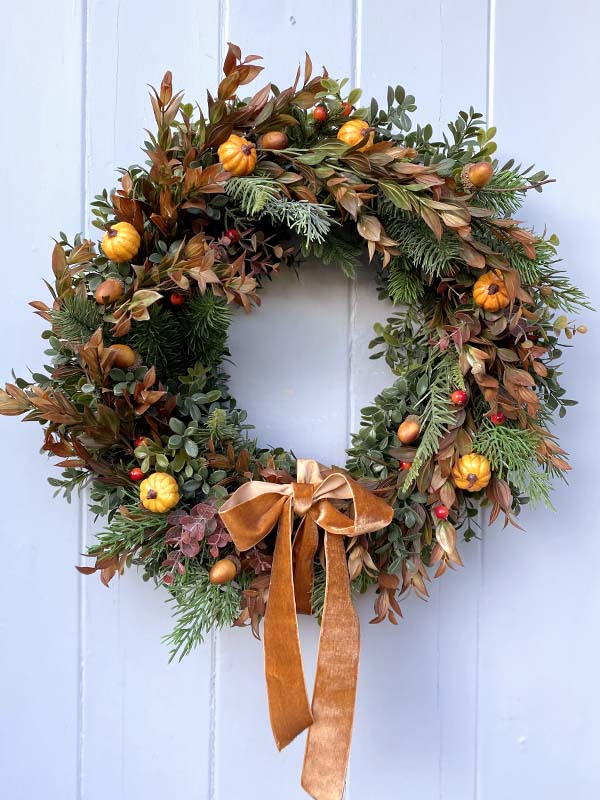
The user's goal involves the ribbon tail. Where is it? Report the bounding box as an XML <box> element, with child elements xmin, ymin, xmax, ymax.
<box><xmin>264</xmin><ymin>497</ymin><xmax>314</xmax><ymax>750</ymax></box>
<box><xmin>293</xmin><ymin>515</ymin><xmax>319</xmax><ymax>615</ymax></box>
<box><xmin>301</xmin><ymin>532</ymin><xmax>360</xmax><ymax>800</ymax></box>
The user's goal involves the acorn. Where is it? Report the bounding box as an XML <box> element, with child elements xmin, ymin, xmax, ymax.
<box><xmin>106</xmin><ymin>344</ymin><xmax>137</xmax><ymax>369</ymax></box>
<box><xmin>94</xmin><ymin>278</ymin><xmax>124</xmax><ymax>305</ymax></box>
<box><xmin>259</xmin><ymin>131</ymin><xmax>289</xmax><ymax>150</ymax></box>
<box><xmin>397</xmin><ymin>415</ymin><xmax>421</xmax><ymax>445</ymax></box>
<box><xmin>209</xmin><ymin>557</ymin><xmax>239</xmax><ymax>585</ymax></box>
<box><xmin>461</xmin><ymin>161</ymin><xmax>493</xmax><ymax>190</ymax></box>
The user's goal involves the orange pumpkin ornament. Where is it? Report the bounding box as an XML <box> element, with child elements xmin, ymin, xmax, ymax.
<box><xmin>452</xmin><ymin>454</ymin><xmax>491</xmax><ymax>492</ymax></box>
<box><xmin>139</xmin><ymin>472</ymin><xmax>180</xmax><ymax>513</ymax></box>
<box><xmin>473</xmin><ymin>270</ymin><xmax>510</xmax><ymax>312</ymax></box>
<box><xmin>337</xmin><ymin>119</ymin><xmax>374</xmax><ymax>152</ymax></box>
<box><xmin>101</xmin><ymin>221</ymin><xmax>141</xmax><ymax>263</ymax></box>
<box><xmin>218</xmin><ymin>134</ymin><xmax>257</xmax><ymax>176</ymax></box>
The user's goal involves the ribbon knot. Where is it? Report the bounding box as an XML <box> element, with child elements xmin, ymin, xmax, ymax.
<box><xmin>219</xmin><ymin>459</ymin><xmax>393</xmax><ymax>800</ymax></box>
<box><xmin>292</xmin><ymin>481</ymin><xmax>314</xmax><ymax>516</ymax></box>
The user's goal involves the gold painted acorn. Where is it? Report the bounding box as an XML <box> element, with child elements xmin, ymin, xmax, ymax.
<box><xmin>397</xmin><ymin>415</ymin><xmax>420</xmax><ymax>445</ymax></box>
<box><xmin>101</xmin><ymin>221</ymin><xmax>141</xmax><ymax>263</ymax></box>
<box><xmin>94</xmin><ymin>278</ymin><xmax>124</xmax><ymax>306</ymax></box>
<box><xmin>106</xmin><ymin>344</ymin><xmax>137</xmax><ymax>369</ymax></box>
<box><xmin>139</xmin><ymin>472</ymin><xmax>180</xmax><ymax>513</ymax></box>
<box><xmin>209</xmin><ymin>557</ymin><xmax>239</xmax><ymax>585</ymax></box>
<box><xmin>452</xmin><ymin>454</ymin><xmax>491</xmax><ymax>492</ymax></box>
<box><xmin>259</xmin><ymin>131</ymin><xmax>289</xmax><ymax>150</ymax></box>
<box><xmin>461</xmin><ymin>161</ymin><xmax>494</xmax><ymax>190</ymax></box>
<box><xmin>337</xmin><ymin>119</ymin><xmax>374</xmax><ymax>152</ymax></box>
<box><xmin>218</xmin><ymin>134</ymin><xmax>257</xmax><ymax>176</ymax></box>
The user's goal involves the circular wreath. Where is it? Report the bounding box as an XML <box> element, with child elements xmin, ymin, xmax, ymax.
<box><xmin>1</xmin><ymin>45</ymin><xmax>590</xmax><ymax>662</ymax></box>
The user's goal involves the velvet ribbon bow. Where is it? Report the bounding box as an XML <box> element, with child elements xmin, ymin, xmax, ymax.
<box><xmin>219</xmin><ymin>459</ymin><xmax>393</xmax><ymax>800</ymax></box>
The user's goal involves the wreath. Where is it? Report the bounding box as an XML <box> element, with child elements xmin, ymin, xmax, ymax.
<box><xmin>0</xmin><ymin>44</ymin><xmax>590</xmax><ymax>800</ymax></box>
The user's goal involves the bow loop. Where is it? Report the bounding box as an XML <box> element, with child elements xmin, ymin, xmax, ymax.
<box><xmin>218</xmin><ymin>458</ymin><xmax>393</xmax><ymax>800</ymax></box>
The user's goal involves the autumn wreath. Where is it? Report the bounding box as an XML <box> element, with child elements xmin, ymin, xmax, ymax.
<box><xmin>0</xmin><ymin>44</ymin><xmax>590</xmax><ymax>800</ymax></box>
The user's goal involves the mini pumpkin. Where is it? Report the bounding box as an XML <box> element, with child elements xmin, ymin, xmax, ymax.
<box><xmin>140</xmin><ymin>472</ymin><xmax>180</xmax><ymax>513</ymax></box>
<box><xmin>101</xmin><ymin>221</ymin><xmax>141</xmax><ymax>263</ymax></box>
<box><xmin>473</xmin><ymin>270</ymin><xmax>510</xmax><ymax>312</ymax></box>
<box><xmin>337</xmin><ymin>119</ymin><xmax>374</xmax><ymax>152</ymax></box>
<box><xmin>218</xmin><ymin>134</ymin><xmax>257</xmax><ymax>176</ymax></box>
<box><xmin>452</xmin><ymin>454</ymin><xmax>491</xmax><ymax>492</ymax></box>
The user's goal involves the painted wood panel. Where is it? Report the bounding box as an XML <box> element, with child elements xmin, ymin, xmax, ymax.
<box><xmin>1</xmin><ymin>1</ymin><xmax>599</xmax><ymax>799</ymax></box>
<box><xmin>0</xmin><ymin>2</ymin><xmax>84</xmax><ymax>798</ymax></box>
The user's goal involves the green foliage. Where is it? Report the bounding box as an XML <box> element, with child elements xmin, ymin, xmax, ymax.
<box><xmin>472</xmin><ymin>422</ymin><xmax>553</xmax><ymax>506</ymax></box>
<box><xmin>403</xmin><ymin>351</ymin><xmax>458</xmax><ymax>486</ymax></box>
<box><xmin>386</xmin><ymin>257</ymin><xmax>426</xmax><ymax>305</ymax></box>
<box><xmin>476</xmin><ymin>169</ymin><xmax>528</xmax><ymax>216</ymax></box>
<box><xmin>301</xmin><ymin>229</ymin><xmax>363</xmax><ymax>277</ymax></box>
<box><xmin>380</xmin><ymin>202</ymin><xmax>460</xmax><ymax>277</ymax></box>
<box><xmin>127</xmin><ymin>305</ymin><xmax>185</xmax><ymax>381</ymax></box>
<box><xmin>181</xmin><ymin>293</ymin><xmax>233</xmax><ymax>369</ymax></box>
<box><xmin>264</xmin><ymin>198</ymin><xmax>334</xmax><ymax>244</ymax></box>
<box><xmin>225</xmin><ymin>176</ymin><xmax>281</xmax><ymax>215</ymax></box>
<box><xmin>88</xmin><ymin>502</ymin><xmax>169</xmax><ymax>562</ymax></box>
<box><xmin>163</xmin><ymin>562</ymin><xmax>241</xmax><ymax>661</ymax></box>
<box><xmin>51</xmin><ymin>296</ymin><xmax>103</xmax><ymax>343</ymax></box>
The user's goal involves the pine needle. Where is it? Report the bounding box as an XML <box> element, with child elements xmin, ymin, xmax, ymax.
<box><xmin>264</xmin><ymin>198</ymin><xmax>334</xmax><ymax>244</ymax></box>
<box><xmin>51</xmin><ymin>296</ymin><xmax>103</xmax><ymax>343</ymax></box>
<box><xmin>472</xmin><ymin>422</ymin><xmax>553</xmax><ymax>506</ymax></box>
<box><xmin>225</xmin><ymin>176</ymin><xmax>282</xmax><ymax>215</ymax></box>
<box><xmin>163</xmin><ymin>562</ymin><xmax>241</xmax><ymax>661</ymax></box>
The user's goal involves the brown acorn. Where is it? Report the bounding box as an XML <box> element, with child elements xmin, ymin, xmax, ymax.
<box><xmin>106</xmin><ymin>344</ymin><xmax>137</xmax><ymax>369</ymax></box>
<box><xmin>209</xmin><ymin>557</ymin><xmax>238</xmax><ymax>585</ymax></box>
<box><xmin>461</xmin><ymin>161</ymin><xmax>493</xmax><ymax>190</ymax></box>
<box><xmin>397</xmin><ymin>415</ymin><xmax>421</xmax><ymax>445</ymax></box>
<box><xmin>94</xmin><ymin>278</ymin><xmax>124</xmax><ymax>305</ymax></box>
<box><xmin>259</xmin><ymin>131</ymin><xmax>289</xmax><ymax>150</ymax></box>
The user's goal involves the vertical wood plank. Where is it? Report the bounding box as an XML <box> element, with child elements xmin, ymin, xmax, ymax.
<box><xmin>350</xmin><ymin>2</ymin><xmax>488</xmax><ymax>797</ymax></box>
<box><xmin>0</xmin><ymin>2</ymin><xmax>83</xmax><ymax>798</ymax></box>
<box><xmin>219</xmin><ymin>5</ymin><xmax>355</xmax><ymax>798</ymax></box>
<box><xmin>478</xmin><ymin>2</ymin><xmax>600</xmax><ymax>797</ymax></box>
<box><xmin>80</xmin><ymin>2</ymin><xmax>221</xmax><ymax>798</ymax></box>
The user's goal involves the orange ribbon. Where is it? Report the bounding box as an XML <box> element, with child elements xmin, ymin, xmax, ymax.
<box><xmin>219</xmin><ymin>459</ymin><xmax>393</xmax><ymax>800</ymax></box>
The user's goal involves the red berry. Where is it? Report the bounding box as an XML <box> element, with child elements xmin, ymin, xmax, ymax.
<box><xmin>341</xmin><ymin>101</ymin><xmax>353</xmax><ymax>117</ymax></box>
<box><xmin>400</xmin><ymin>461</ymin><xmax>412</xmax><ymax>471</ymax></box>
<box><xmin>169</xmin><ymin>293</ymin><xmax>186</xmax><ymax>306</ymax></box>
<box><xmin>313</xmin><ymin>105</ymin><xmax>328</xmax><ymax>124</ymax></box>
<box><xmin>451</xmin><ymin>389</ymin><xmax>468</xmax><ymax>406</ymax></box>
<box><xmin>129</xmin><ymin>467</ymin><xmax>144</xmax><ymax>481</ymax></box>
<box><xmin>134</xmin><ymin>436</ymin><xmax>147</xmax><ymax>448</ymax></box>
<box><xmin>434</xmin><ymin>505</ymin><xmax>449</xmax><ymax>520</ymax></box>
<box><xmin>490</xmin><ymin>411</ymin><xmax>505</xmax><ymax>425</ymax></box>
<box><xmin>225</xmin><ymin>228</ymin><xmax>240</xmax><ymax>242</ymax></box>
